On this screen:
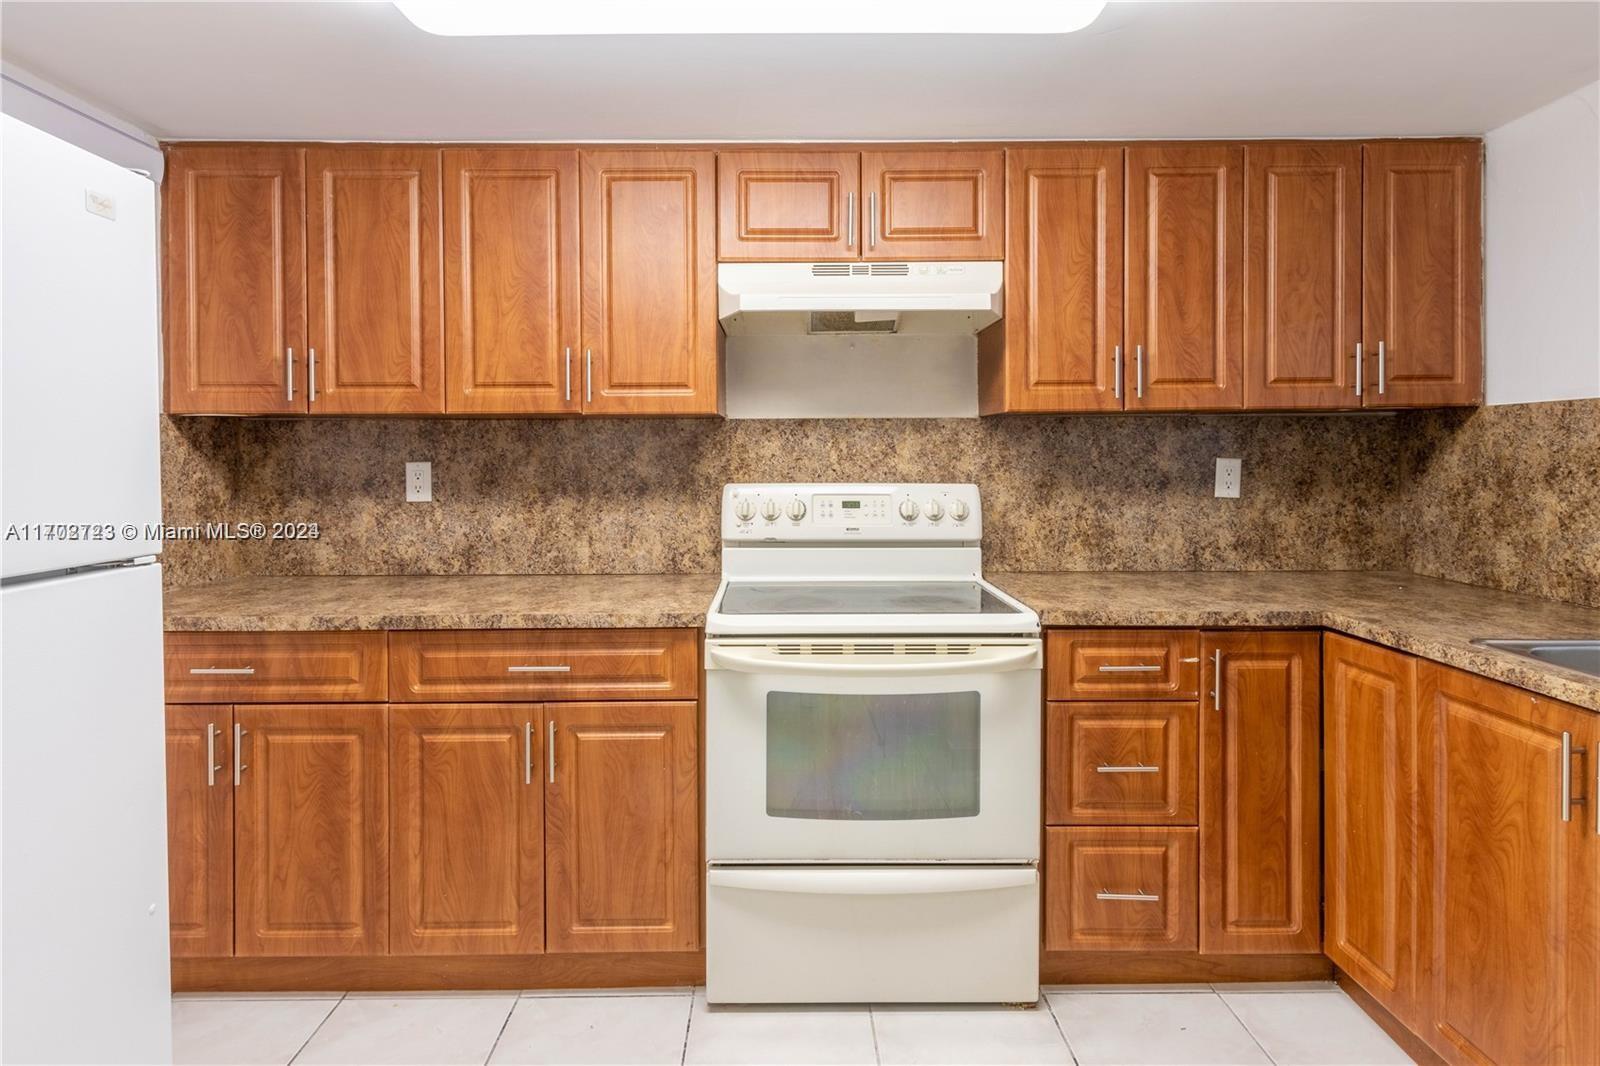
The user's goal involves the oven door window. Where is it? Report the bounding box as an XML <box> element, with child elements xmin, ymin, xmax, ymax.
<box><xmin>766</xmin><ymin>691</ymin><xmax>980</xmax><ymax>820</ymax></box>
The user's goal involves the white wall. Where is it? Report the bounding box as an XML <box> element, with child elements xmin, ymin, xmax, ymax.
<box><xmin>1</xmin><ymin>64</ymin><xmax>163</xmax><ymax>178</ymax></box>
<box><xmin>1484</xmin><ymin>80</ymin><xmax>1600</xmax><ymax>405</ymax></box>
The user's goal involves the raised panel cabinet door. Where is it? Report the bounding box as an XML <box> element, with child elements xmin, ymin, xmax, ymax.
<box><xmin>980</xmin><ymin>147</ymin><xmax>1124</xmax><ymax>413</ymax></box>
<box><xmin>1418</xmin><ymin>665</ymin><xmax>1596</xmax><ymax>1066</ymax></box>
<box><xmin>234</xmin><ymin>704</ymin><xmax>388</xmax><ymax>956</ymax></box>
<box><xmin>1045</xmin><ymin>701</ymin><xmax>1198</xmax><ymax>826</ymax></box>
<box><xmin>165</xmin><ymin>705</ymin><xmax>233</xmax><ymax>957</ymax></box>
<box><xmin>717</xmin><ymin>151</ymin><xmax>861</xmax><ymax>261</ymax></box>
<box><xmin>390</xmin><ymin>704</ymin><xmax>544</xmax><ymax>955</ymax></box>
<box><xmin>861</xmin><ymin>149</ymin><xmax>1005</xmax><ymax>261</ymax></box>
<box><xmin>443</xmin><ymin>149</ymin><xmax>580</xmax><ymax>414</ymax></box>
<box><xmin>306</xmin><ymin>146</ymin><xmax>444</xmax><ymax>414</ymax></box>
<box><xmin>1244</xmin><ymin>144</ymin><xmax>1362</xmax><ymax>409</ymax></box>
<box><xmin>1199</xmin><ymin>631</ymin><xmax>1320</xmax><ymax>954</ymax></box>
<box><xmin>580</xmin><ymin>150</ymin><xmax>719</xmax><ymax>416</ymax></box>
<box><xmin>1322</xmin><ymin>634</ymin><xmax>1422</xmax><ymax>1028</ymax></box>
<box><xmin>1362</xmin><ymin>141</ymin><xmax>1483</xmax><ymax>407</ymax></box>
<box><xmin>545</xmin><ymin>701</ymin><xmax>699</xmax><ymax>953</ymax></box>
<box><xmin>1045</xmin><ymin>827</ymin><xmax>1198</xmax><ymax>952</ymax></box>
<box><xmin>163</xmin><ymin>145</ymin><xmax>306</xmax><ymax>414</ymax></box>
<box><xmin>1126</xmin><ymin>146</ymin><xmax>1245</xmax><ymax>411</ymax></box>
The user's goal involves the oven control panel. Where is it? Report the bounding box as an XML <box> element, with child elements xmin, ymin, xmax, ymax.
<box><xmin>723</xmin><ymin>483</ymin><xmax>981</xmax><ymax>542</ymax></box>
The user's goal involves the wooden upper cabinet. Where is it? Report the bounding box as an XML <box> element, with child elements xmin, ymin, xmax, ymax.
<box><xmin>233</xmin><ymin>704</ymin><xmax>388</xmax><ymax>957</ymax></box>
<box><xmin>164</xmin><ymin>146</ymin><xmax>306</xmax><ymax>414</ymax></box>
<box><xmin>980</xmin><ymin>147</ymin><xmax>1124</xmax><ymax>414</ymax></box>
<box><xmin>717</xmin><ymin>151</ymin><xmax>861</xmax><ymax>261</ymax></box>
<box><xmin>390</xmin><ymin>704</ymin><xmax>544</xmax><ymax>956</ymax></box>
<box><xmin>1126</xmin><ymin>146</ymin><xmax>1244</xmax><ymax>410</ymax></box>
<box><xmin>580</xmin><ymin>150</ymin><xmax>720</xmax><ymax>416</ymax></box>
<box><xmin>1363</xmin><ymin>141</ymin><xmax>1483</xmax><ymax>407</ymax></box>
<box><xmin>545</xmin><ymin>701</ymin><xmax>699</xmax><ymax>953</ymax></box>
<box><xmin>1322</xmin><ymin>634</ymin><xmax>1422</xmax><ymax>1028</ymax></box>
<box><xmin>306</xmin><ymin>146</ymin><xmax>443</xmax><ymax>414</ymax></box>
<box><xmin>165</xmin><ymin>705</ymin><xmax>233</xmax><ymax>958</ymax></box>
<box><xmin>1244</xmin><ymin>144</ymin><xmax>1362</xmax><ymax>409</ymax></box>
<box><xmin>1199</xmin><ymin>631</ymin><xmax>1320</xmax><ymax>955</ymax></box>
<box><xmin>443</xmin><ymin>149</ymin><xmax>580</xmax><ymax>414</ymax></box>
<box><xmin>861</xmin><ymin>150</ymin><xmax>1004</xmax><ymax>260</ymax></box>
<box><xmin>1418</xmin><ymin>665</ymin><xmax>1597</xmax><ymax>1066</ymax></box>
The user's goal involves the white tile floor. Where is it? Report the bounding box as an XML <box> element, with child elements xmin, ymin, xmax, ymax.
<box><xmin>172</xmin><ymin>983</ymin><xmax>1413</xmax><ymax>1066</ymax></box>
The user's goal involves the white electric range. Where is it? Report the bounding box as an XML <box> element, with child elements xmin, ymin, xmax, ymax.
<box><xmin>704</xmin><ymin>483</ymin><xmax>1042</xmax><ymax>1005</ymax></box>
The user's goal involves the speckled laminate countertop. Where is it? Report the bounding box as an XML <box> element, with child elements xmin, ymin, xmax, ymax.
<box><xmin>989</xmin><ymin>570</ymin><xmax>1600</xmax><ymax>711</ymax></box>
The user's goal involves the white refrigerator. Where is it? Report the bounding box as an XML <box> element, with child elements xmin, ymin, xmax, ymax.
<box><xmin>1</xmin><ymin>115</ymin><xmax>173</xmax><ymax>1063</ymax></box>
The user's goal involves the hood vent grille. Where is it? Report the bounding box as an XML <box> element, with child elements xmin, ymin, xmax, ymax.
<box><xmin>809</xmin><ymin>311</ymin><xmax>896</xmax><ymax>335</ymax></box>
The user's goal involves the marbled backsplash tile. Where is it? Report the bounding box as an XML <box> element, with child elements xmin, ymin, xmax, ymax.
<box><xmin>1400</xmin><ymin>398</ymin><xmax>1600</xmax><ymax>609</ymax></box>
<box><xmin>158</xmin><ymin>413</ymin><xmax>1409</xmax><ymax>585</ymax></box>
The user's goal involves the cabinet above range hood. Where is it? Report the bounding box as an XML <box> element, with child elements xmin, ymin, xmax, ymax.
<box><xmin>718</xmin><ymin>262</ymin><xmax>1003</xmax><ymax>336</ymax></box>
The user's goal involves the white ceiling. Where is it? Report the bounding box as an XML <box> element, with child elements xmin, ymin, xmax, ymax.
<box><xmin>2</xmin><ymin>1</ymin><xmax>1596</xmax><ymax>142</ymax></box>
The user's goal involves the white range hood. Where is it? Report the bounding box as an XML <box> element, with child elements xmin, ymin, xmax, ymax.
<box><xmin>718</xmin><ymin>261</ymin><xmax>1003</xmax><ymax>336</ymax></box>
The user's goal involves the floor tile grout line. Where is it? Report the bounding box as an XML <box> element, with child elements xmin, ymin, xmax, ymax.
<box><xmin>286</xmin><ymin>991</ymin><xmax>346</xmax><ymax>1066</ymax></box>
<box><xmin>1041</xmin><ymin>993</ymin><xmax>1081</xmax><ymax>1066</ymax></box>
<box><xmin>679</xmin><ymin>989</ymin><xmax>697</xmax><ymax>1066</ymax></box>
<box><xmin>482</xmin><ymin>993</ymin><xmax>520</xmax><ymax>1066</ymax></box>
<box><xmin>1214</xmin><ymin>989</ymin><xmax>1279</xmax><ymax>1065</ymax></box>
<box><xmin>867</xmin><ymin>1004</ymin><xmax>881</xmax><ymax>1066</ymax></box>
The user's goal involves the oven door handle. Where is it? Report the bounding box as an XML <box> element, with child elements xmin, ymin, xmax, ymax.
<box><xmin>705</xmin><ymin>644</ymin><xmax>1040</xmax><ymax>676</ymax></box>
<box><xmin>707</xmin><ymin>866</ymin><xmax>1036</xmax><ymax>896</ymax></box>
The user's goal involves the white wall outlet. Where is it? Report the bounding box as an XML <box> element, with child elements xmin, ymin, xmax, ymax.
<box><xmin>1214</xmin><ymin>457</ymin><xmax>1242</xmax><ymax>499</ymax></box>
<box><xmin>405</xmin><ymin>461</ymin><xmax>432</xmax><ymax>503</ymax></box>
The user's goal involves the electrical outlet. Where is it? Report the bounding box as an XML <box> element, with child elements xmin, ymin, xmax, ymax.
<box><xmin>405</xmin><ymin>461</ymin><xmax>432</xmax><ymax>503</ymax></box>
<box><xmin>1214</xmin><ymin>457</ymin><xmax>1242</xmax><ymax>499</ymax></box>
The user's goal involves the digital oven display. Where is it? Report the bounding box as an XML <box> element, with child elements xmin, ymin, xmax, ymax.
<box><xmin>840</xmin><ymin>501</ymin><xmax>861</xmax><ymax>510</ymax></box>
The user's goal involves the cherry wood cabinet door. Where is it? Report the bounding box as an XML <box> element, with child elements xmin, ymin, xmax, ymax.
<box><xmin>717</xmin><ymin>151</ymin><xmax>861</xmax><ymax>261</ymax></box>
<box><xmin>1322</xmin><ymin>634</ymin><xmax>1422</xmax><ymax>1028</ymax></box>
<box><xmin>234</xmin><ymin>704</ymin><xmax>388</xmax><ymax>956</ymax></box>
<box><xmin>545</xmin><ymin>701</ymin><xmax>699</xmax><ymax>953</ymax></box>
<box><xmin>1046</xmin><ymin>629</ymin><xmax>1200</xmax><ymax>701</ymax></box>
<box><xmin>860</xmin><ymin>149</ymin><xmax>1004</xmax><ymax>261</ymax></box>
<box><xmin>164</xmin><ymin>146</ymin><xmax>305</xmax><ymax>414</ymax></box>
<box><xmin>1244</xmin><ymin>144</ymin><xmax>1362</xmax><ymax>409</ymax></box>
<box><xmin>980</xmin><ymin>147</ymin><xmax>1123</xmax><ymax>413</ymax></box>
<box><xmin>579</xmin><ymin>150</ymin><xmax>719</xmax><ymax>416</ymax></box>
<box><xmin>390</xmin><ymin>704</ymin><xmax>544</xmax><ymax>956</ymax></box>
<box><xmin>1126</xmin><ymin>146</ymin><xmax>1244</xmax><ymax>411</ymax></box>
<box><xmin>306</xmin><ymin>146</ymin><xmax>443</xmax><ymax>414</ymax></box>
<box><xmin>1417</xmin><ymin>664</ymin><xmax>1596</xmax><ymax>1066</ymax></box>
<box><xmin>1045</xmin><ymin>701</ymin><xmax>1198</xmax><ymax>826</ymax></box>
<box><xmin>1199</xmin><ymin>631</ymin><xmax>1320</xmax><ymax>954</ymax></box>
<box><xmin>1362</xmin><ymin>141</ymin><xmax>1483</xmax><ymax>407</ymax></box>
<box><xmin>442</xmin><ymin>149</ymin><xmax>579</xmax><ymax>414</ymax></box>
<box><xmin>166</xmin><ymin>705</ymin><xmax>234</xmax><ymax>957</ymax></box>
<box><xmin>1045</xmin><ymin>827</ymin><xmax>1198</xmax><ymax>952</ymax></box>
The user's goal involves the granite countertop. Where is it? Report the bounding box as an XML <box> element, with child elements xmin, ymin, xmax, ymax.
<box><xmin>990</xmin><ymin>570</ymin><xmax>1600</xmax><ymax>712</ymax></box>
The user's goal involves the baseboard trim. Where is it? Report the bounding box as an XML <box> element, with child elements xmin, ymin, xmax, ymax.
<box><xmin>1041</xmin><ymin>951</ymin><xmax>1332</xmax><ymax>985</ymax></box>
<box><xmin>1333</xmin><ymin>968</ymin><xmax>1445</xmax><ymax>1065</ymax></box>
<box><xmin>173</xmin><ymin>952</ymin><xmax>706</xmax><ymax>993</ymax></box>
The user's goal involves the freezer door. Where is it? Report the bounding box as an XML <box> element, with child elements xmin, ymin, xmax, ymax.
<box><xmin>1</xmin><ymin>563</ymin><xmax>172</xmax><ymax>1064</ymax></box>
<box><xmin>1</xmin><ymin>116</ymin><xmax>161</xmax><ymax>578</ymax></box>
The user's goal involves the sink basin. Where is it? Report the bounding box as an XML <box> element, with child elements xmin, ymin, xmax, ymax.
<box><xmin>1473</xmin><ymin>639</ymin><xmax>1600</xmax><ymax>679</ymax></box>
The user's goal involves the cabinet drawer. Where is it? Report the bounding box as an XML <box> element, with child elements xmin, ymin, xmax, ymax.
<box><xmin>1046</xmin><ymin>702</ymin><xmax>1197</xmax><ymax>826</ymax></box>
<box><xmin>390</xmin><ymin>629</ymin><xmax>698</xmax><ymax>702</ymax></box>
<box><xmin>1045</xmin><ymin>827</ymin><xmax>1197</xmax><ymax>952</ymax></box>
<box><xmin>164</xmin><ymin>632</ymin><xmax>387</xmax><ymax>703</ymax></box>
<box><xmin>1047</xmin><ymin>629</ymin><xmax>1199</xmax><ymax>700</ymax></box>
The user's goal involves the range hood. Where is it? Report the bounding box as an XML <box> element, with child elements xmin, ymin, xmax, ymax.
<box><xmin>718</xmin><ymin>262</ymin><xmax>1003</xmax><ymax>336</ymax></box>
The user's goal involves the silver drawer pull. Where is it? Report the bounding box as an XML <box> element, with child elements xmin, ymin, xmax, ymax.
<box><xmin>190</xmin><ymin>666</ymin><xmax>255</xmax><ymax>676</ymax></box>
<box><xmin>507</xmin><ymin>664</ymin><xmax>571</xmax><ymax>674</ymax></box>
<box><xmin>1097</xmin><ymin>890</ymin><xmax>1161</xmax><ymax>902</ymax></box>
<box><xmin>1098</xmin><ymin>664</ymin><xmax>1161</xmax><ymax>674</ymax></box>
<box><xmin>1097</xmin><ymin>764</ymin><xmax>1160</xmax><ymax>774</ymax></box>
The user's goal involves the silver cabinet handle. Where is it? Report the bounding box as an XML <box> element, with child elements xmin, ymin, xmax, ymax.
<box><xmin>868</xmin><ymin>191</ymin><xmax>878</xmax><ymax>249</ymax></box>
<box><xmin>1135</xmin><ymin>344</ymin><xmax>1144</xmax><ymax>399</ymax></box>
<box><xmin>1376</xmin><ymin>340</ymin><xmax>1386</xmax><ymax>396</ymax></box>
<box><xmin>1097</xmin><ymin>764</ymin><xmax>1160</xmax><ymax>774</ymax></box>
<box><xmin>1097</xmin><ymin>890</ymin><xmax>1160</xmax><ymax>902</ymax></box>
<box><xmin>206</xmin><ymin>724</ymin><xmax>220</xmax><ymax>787</ymax></box>
<box><xmin>1354</xmin><ymin>342</ymin><xmax>1363</xmax><ymax>396</ymax></box>
<box><xmin>564</xmin><ymin>347</ymin><xmax>572</xmax><ymax>402</ymax></box>
<box><xmin>507</xmin><ymin>664</ymin><xmax>571</xmax><ymax>673</ymax></box>
<box><xmin>547</xmin><ymin>719</ymin><xmax>556</xmax><ymax>784</ymax></box>
<box><xmin>308</xmin><ymin>347</ymin><xmax>318</xmax><ymax>402</ymax></box>
<box><xmin>1212</xmin><ymin>648</ymin><xmax>1223</xmax><ymax>712</ymax></box>
<box><xmin>846</xmin><ymin>192</ymin><xmax>855</xmax><ymax>249</ymax></box>
<box><xmin>524</xmin><ymin>721</ymin><xmax>533</xmax><ymax>786</ymax></box>
<box><xmin>233</xmin><ymin>723</ymin><xmax>247</xmax><ymax>786</ymax></box>
<box><xmin>1561</xmin><ymin>732</ymin><xmax>1588</xmax><ymax>823</ymax></box>
<box><xmin>1098</xmin><ymin>664</ymin><xmax>1161</xmax><ymax>674</ymax></box>
<box><xmin>286</xmin><ymin>347</ymin><xmax>295</xmax><ymax>402</ymax></box>
<box><xmin>1113</xmin><ymin>345</ymin><xmax>1123</xmax><ymax>401</ymax></box>
<box><xmin>190</xmin><ymin>666</ymin><xmax>255</xmax><ymax>675</ymax></box>
<box><xmin>584</xmin><ymin>348</ymin><xmax>592</xmax><ymax>404</ymax></box>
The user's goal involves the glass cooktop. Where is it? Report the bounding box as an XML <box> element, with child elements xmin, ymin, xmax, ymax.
<box><xmin>718</xmin><ymin>581</ymin><xmax>1022</xmax><ymax>616</ymax></box>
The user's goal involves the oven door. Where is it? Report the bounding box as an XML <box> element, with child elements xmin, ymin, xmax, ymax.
<box><xmin>705</xmin><ymin>639</ymin><xmax>1042</xmax><ymax>862</ymax></box>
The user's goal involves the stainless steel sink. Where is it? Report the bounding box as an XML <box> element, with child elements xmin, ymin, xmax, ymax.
<box><xmin>1473</xmin><ymin>639</ymin><xmax>1600</xmax><ymax>679</ymax></box>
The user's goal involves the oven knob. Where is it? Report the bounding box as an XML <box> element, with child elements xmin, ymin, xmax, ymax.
<box><xmin>925</xmin><ymin>499</ymin><xmax>945</xmax><ymax>521</ymax></box>
<box><xmin>950</xmin><ymin>499</ymin><xmax>971</xmax><ymax>522</ymax></box>
<box><xmin>761</xmin><ymin>499</ymin><xmax>781</xmax><ymax>522</ymax></box>
<box><xmin>898</xmin><ymin>498</ymin><xmax>920</xmax><ymax>521</ymax></box>
<box><xmin>734</xmin><ymin>498</ymin><xmax>756</xmax><ymax>522</ymax></box>
<box><xmin>787</xmin><ymin>499</ymin><xmax>807</xmax><ymax>521</ymax></box>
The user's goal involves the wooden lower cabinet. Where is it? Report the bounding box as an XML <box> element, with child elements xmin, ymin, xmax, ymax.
<box><xmin>390</xmin><ymin>704</ymin><xmax>545</xmax><ymax>955</ymax></box>
<box><xmin>545</xmin><ymin>702</ymin><xmax>700</xmax><ymax>953</ymax></box>
<box><xmin>1045</xmin><ymin>701</ymin><xmax>1198</xmax><ymax>826</ymax></box>
<box><xmin>166</xmin><ymin>706</ymin><xmax>234</xmax><ymax>958</ymax></box>
<box><xmin>1046</xmin><ymin>827</ymin><xmax>1198</xmax><ymax>952</ymax></box>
